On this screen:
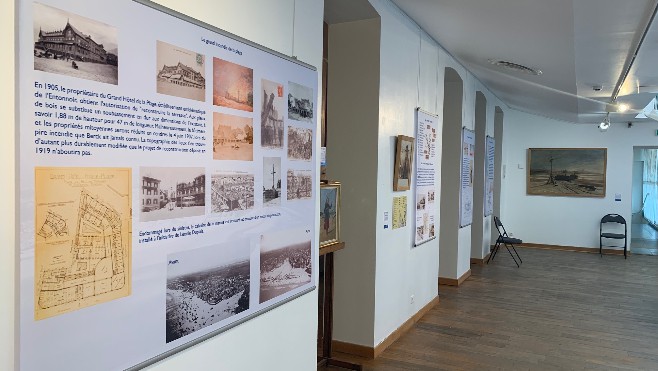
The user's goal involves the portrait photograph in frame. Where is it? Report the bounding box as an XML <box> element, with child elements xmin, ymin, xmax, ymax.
<box><xmin>320</xmin><ymin>182</ymin><xmax>340</xmax><ymax>246</ymax></box>
<box><xmin>393</xmin><ymin>135</ymin><xmax>414</xmax><ymax>191</ymax></box>
<box><xmin>527</xmin><ymin>148</ymin><xmax>607</xmax><ymax>197</ymax></box>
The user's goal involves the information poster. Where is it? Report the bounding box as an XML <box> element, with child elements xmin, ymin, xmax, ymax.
<box><xmin>19</xmin><ymin>1</ymin><xmax>318</xmax><ymax>370</ymax></box>
<box><xmin>392</xmin><ymin>196</ymin><xmax>407</xmax><ymax>230</ymax></box>
<box><xmin>413</xmin><ymin>109</ymin><xmax>438</xmax><ymax>246</ymax></box>
<box><xmin>460</xmin><ymin>128</ymin><xmax>475</xmax><ymax>227</ymax></box>
<box><xmin>484</xmin><ymin>136</ymin><xmax>495</xmax><ymax>217</ymax></box>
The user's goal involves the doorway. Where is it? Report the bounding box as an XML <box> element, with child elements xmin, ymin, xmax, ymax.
<box><xmin>631</xmin><ymin>147</ymin><xmax>658</xmax><ymax>255</ymax></box>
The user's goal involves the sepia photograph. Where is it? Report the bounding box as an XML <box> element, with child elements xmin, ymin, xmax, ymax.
<box><xmin>287</xmin><ymin>125</ymin><xmax>313</xmax><ymax>161</ymax></box>
<box><xmin>156</xmin><ymin>41</ymin><xmax>205</xmax><ymax>101</ymax></box>
<box><xmin>213</xmin><ymin>112</ymin><xmax>254</xmax><ymax>161</ymax></box>
<box><xmin>320</xmin><ymin>183</ymin><xmax>340</xmax><ymax>246</ymax></box>
<box><xmin>288</xmin><ymin>82</ymin><xmax>314</xmax><ymax>123</ymax></box>
<box><xmin>213</xmin><ymin>58</ymin><xmax>253</xmax><ymax>112</ymax></box>
<box><xmin>259</xmin><ymin>228</ymin><xmax>312</xmax><ymax>303</ymax></box>
<box><xmin>416</xmin><ymin>193</ymin><xmax>426</xmax><ymax>210</ymax></box>
<box><xmin>261</xmin><ymin>79</ymin><xmax>285</xmax><ymax>149</ymax></box>
<box><xmin>263</xmin><ymin>157</ymin><xmax>282</xmax><ymax>207</ymax></box>
<box><xmin>393</xmin><ymin>135</ymin><xmax>414</xmax><ymax>191</ymax></box>
<box><xmin>33</xmin><ymin>3</ymin><xmax>119</xmax><ymax>84</ymax></box>
<box><xmin>527</xmin><ymin>148</ymin><xmax>606</xmax><ymax>197</ymax></box>
<box><xmin>211</xmin><ymin>172</ymin><xmax>255</xmax><ymax>213</ymax></box>
<box><xmin>166</xmin><ymin>241</ymin><xmax>250</xmax><ymax>343</ymax></box>
<box><xmin>140</xmin><ymin>167</ymin><xmax>205</xmax><ymax>222</ymax></box>
<box><xmin>287</xmin><ymin>169</ymin><xmax>312</xmax><ymax>201</ymax></box>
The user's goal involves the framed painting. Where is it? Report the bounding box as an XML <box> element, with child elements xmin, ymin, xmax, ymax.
<box><xmin>320</xmin><ymin>182</ymin><xmax>340</xmax><ymax>246</ymax></box>
<box><xmin>527</xmin><ymin>148</ymin><xmax>607</xmax><ymax>197</ymax></box>
<box><xmin>393</xmin><ymin>135</ymin><xmax>414</xmax><ymax>191</ymax></box>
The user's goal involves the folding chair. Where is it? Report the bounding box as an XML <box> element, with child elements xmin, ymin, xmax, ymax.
<box><xmin>487</xmin><ymin>216</ymin><xmax>523</xmax><ymax>267</ymax></box>
<box><xmin>600</xmin><ymin>214</ymin><xmax>627</xmax><ymax>259</ymax></box>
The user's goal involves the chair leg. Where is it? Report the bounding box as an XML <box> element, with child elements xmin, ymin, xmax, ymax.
<box><xmin>505</xmin><ymin>245</ymin><xmax>520</xmax><ymax>268</ymax></box>
<box><xmin>487</xmin><ymin>244</ymin><xmax>498</xmax><ymax>264</ymax></box>
<box><xmin>510</xmin><ymin>245</ymin><xmax>522</xmax><ymax>263</ymax></box>
<box><xmin>491</xmin><ymin>243</ymin><xmax>501</xmax><ymax>261</ymax></box>
<box><xmin>599</xmin><ymin>239</ymin><xmax>602</xmax><ymax>257</ymax></box>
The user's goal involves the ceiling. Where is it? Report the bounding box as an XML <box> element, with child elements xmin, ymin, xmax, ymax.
<box><xmin>389</xmin><ymin>0</ymin><xmax>658</xmax><ymax>125</ymax></box>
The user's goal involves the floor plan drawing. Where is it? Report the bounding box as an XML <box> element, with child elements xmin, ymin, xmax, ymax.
<box><xmin>34</xmin><ymin>167</ymin><xmax>132</xmax><ymax>320</ymax></box>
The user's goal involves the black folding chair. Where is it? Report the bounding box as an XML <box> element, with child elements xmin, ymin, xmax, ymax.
<box><xmin>487</xmin><ymin>216</ymin><xmax>523</xmax><ymax>267</ymax></box>
<box><xmin>600</xmin><ymin>214</ymin><xmax>627</xmax><ymax>259</ymax></box>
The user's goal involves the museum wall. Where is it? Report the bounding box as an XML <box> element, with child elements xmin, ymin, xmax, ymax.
<box><xmin>3</xmin><ymin>0</ymin><xmax>324</xmax><ymax>370</ymax></box>
<box><xmin>501</xmin><ymin>109</ymin><xmax>658</xmax><ymax>250</ymax></box>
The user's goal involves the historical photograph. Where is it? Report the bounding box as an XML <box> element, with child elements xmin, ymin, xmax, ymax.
<box><xmin>287</xmin><ymin>82</ymin><xmax>314</xmax><ymax>123</ymax></box>
<box><xmin>393</xmin><ymin>135</ymin><xmax>414</xmax><ymax>191</ymax></box>
<box><xmin>166</xmin><ymin>241</ymin><xmax>250</xmax><ymax>343</ymax></box>
<box><xmin>286</xmin><ymin>169</ymin><xmax>312</xmax><ymax>201</ymax></box>
<box><xmin>140</xmin><ymin>167</ymin><xmax>206</xmax><ymax>222</ymax></box>
<box><xmin>287</xmin><ymin>125</ymin><xmax>313</xmax><ymax>161</ymax></box>
<box><xmin>320</xmin><ymin>183</ymin><xmax>340</xmax><ymax>246</ymax></box>
<box><xmin>259</xmin><ymin>228</ymin><xmax>312</xmax><ymax>303</ymax></box>
<box><xmin>213</xmin><ymin>58</ymin><xmax>253</xmax><ymax>112</ymax></box>
<box><xmin>527</xmin><ymin>148</ymin><xmax>607</xmax><ymax>197</ymax></box>
<box><xmin>416</xmin><ymin>193</ymin><xmax>426</xmax><ymax>210</ymax></box>
<box><xmin>211</xmin><ymin>172</ymin><xmax>255</xmax><ymax>213</ymax></box>
<box><xmin>156</xmin><ymin>41</ymin><xmax>205</xmax><ymax>101</ymax></box>
<box><xmin>263</xmin><ymin>157</ymin><xmax>282</xmax><ymax>207</ymax></box>
<box><xmin>261</xmin><ymin>79</ymin><xmax>285</xmax><ymax>149</ymax></box>
<box><xmin>33</xmin><ymin>3</ymin><xmax>118</xmax><ymax>84</ymax></box>
<box><xmin>213</xmin><ymin>112</ymin><xmax>254</xmax><ymax>161</ymax></box>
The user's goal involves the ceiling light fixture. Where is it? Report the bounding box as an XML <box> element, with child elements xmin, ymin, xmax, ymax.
<box><xmin>617</xmin><ymin>103</ymin><xmax>629</xmax><ymax>113</ymax></box>
<box><xmin>598</xmin><ymin>113</ymin><xmax>611</xmax><ymax>132</ymax></box>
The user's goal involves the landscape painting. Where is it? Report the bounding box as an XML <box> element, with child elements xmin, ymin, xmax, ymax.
<box><xmin>527</xmin><ymin>148</ymin><xmax>606</xmax><ymax>197</ymax></box>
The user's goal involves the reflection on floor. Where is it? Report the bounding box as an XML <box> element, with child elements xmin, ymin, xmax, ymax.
<box><xmin>632</xmin><ymin>222</ymin><xmax>658</xmax><ymax>255</ymax></box>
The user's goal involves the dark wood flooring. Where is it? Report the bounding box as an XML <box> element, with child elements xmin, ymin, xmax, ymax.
<box><xmin>322</xmin><ymin>247</ymin><xmax>658</xmax><ymax>370</ymax></box>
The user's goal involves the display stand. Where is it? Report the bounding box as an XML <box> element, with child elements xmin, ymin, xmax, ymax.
<box><xmin>317</xmin><ymin>242</ymin><xmax>362</xmax><ymax>370</ymax></box>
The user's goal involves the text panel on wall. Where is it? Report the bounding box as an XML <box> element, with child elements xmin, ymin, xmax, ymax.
<box><xmin>460</xmin><ymin>128</ymin><xmax>475</xmax><ymax>227</ymax></box>
<box><xmin>414</xmin><ymin>108</ymin><xmax>439</xmax><ymax>246</ymax></box>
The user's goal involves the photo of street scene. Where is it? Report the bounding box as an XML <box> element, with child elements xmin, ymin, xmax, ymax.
<box><xmin>287</xmin><ymin>126</ymin><xmax>312</xmax><ymax>161</ymax></box>
<box><xmin>261</xmin><ymin>79</ymin><xmax>285</xmax><ymax>149</ymax></box>
<box><xmin>259</xmin><ymin>228</ymin><xmax>312</xmax><ymax>303</ymax></box>
<box><xmin>288</xmin><ymin>82</ymin><xmax>314</xmax><ymax>123</ymax></box>
<box><xmin>263</xmin><ymin>157</ymin><xmax>282</xmax><ymax>207</ymax></box>
<box><xmin>287</xmin><ymin>169</ymin><xmax>312</xmax><ymax>201</ymax></box>
<box><xmin>213</xmin><ymin>112</ymin><xmax>254</xmax><ymax>161</ymax></box>
<box><xmin>213</xmin><ymin>58</ymin><xmax>253</xmax><ymax>112</ymax></box>
<box><xmin>33</xmin><ymin>3</ymin><xmax>118</xmax><ymax>84</ymax></box>
<box><xmin>156</xmin><ymin>41</ymin><xmax>205</xmax><ymax>101</ymax></box>
<box><xmin>166</xmin><ymin>241</ymin><xmax>250</xmax><ymax>343</ymax></box>
<box><xmin>140</xmin><ymin>167</ymin><xmax>205</xmax><ymax>222</ymax></box>
<box><xmin>211</xmin><ymin>172</ymin><xmax>255</xmax><ymax>213</ymax></box>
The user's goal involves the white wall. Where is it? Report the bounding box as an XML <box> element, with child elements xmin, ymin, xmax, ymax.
<box><xmin>4</xmin><ymin>1</ymin><xmax>324</xmax><ymax>370</ymax></box>
<box><xmin>501</xmin><ymin>109</ymin><xmax>658</xmax><ymax>250</ymax></box>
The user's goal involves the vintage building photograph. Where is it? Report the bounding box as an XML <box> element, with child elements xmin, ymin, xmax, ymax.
<box><xmin>140</xmin><ymin>167</ymin><xmax>206</xmax><ymax>222</ymax></box>
<box><xmin>287</xmin><ymin>125</ymin><xmax>312</xmax><ymax>161</ymax></box>
<box><xmin>156</xmin><ymin>40</ymin><xmax>205</xmax><ymax>101</ymax></box>
<box><xmin>286</xmin><ymin>169</ymin><xmax>312</xmax><ymax>201</ymax></box>
<box><xmin>287</xmin><ymin>82</ymin><xmax>314</xmax><ymax>123</ymax></box>
<box><xmin>261</xmin><ymin>79</ymin><xmax>285</xmax><ymax>149</ymax></box>
<box><xmin>213</xmin><ymin>58</ymin><xmax>253</xmax><ymax>112</ymax></box>
<box><xmin>259</xmin><ymin>228</ymin><xmax>311</xmax><ymax>303</ymax></box>
<box><xmin>33</xmin><ymin>3</ymin><xmax>118</xmax><ymax>84</ymax></box>
<box><xmin>210</xmin><ymin>172</ymin><xmax>255</xmax><ymax>213</ymax></box>
<box><xmin>213</xmin><ymin>112</ymin><xmax>254</xmax><ymax>161</ymax></box>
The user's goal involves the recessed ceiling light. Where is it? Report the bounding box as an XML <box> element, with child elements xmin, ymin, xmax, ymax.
<box><xmin>617</xmin><ymin>103</ymin><xmax>629</xmax><ymax>113</ymax></box>
<box><xmin>487</xmin><ymin>59</ymin><xmax>542</xmax><ymax>76</ymax></box>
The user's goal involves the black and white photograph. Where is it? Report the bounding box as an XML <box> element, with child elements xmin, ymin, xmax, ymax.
<box><xmin>416</xmin><ymin>193</ymin><xmax>426</xmax><ymax>210</ymax></box>
<box><xmin>259</xmin><ymin>228</ymin><xmax>312</xmax><ymax>303</ymax></box>
<box><xmin>165</xmin><ymin>241</ymin><xmax>250</xmax><ymax>343</ymax></box>
<box><xmin>263</xmin><ymin>157</ymin><xmax>282</xmax><ymax>206</ymax></box>
<box><xmin>211</xmin><ymin>172</ymin><xmax>255</xmax><ymax>213</ymax></box>
<box><xmin>287</xmin><ymin>81</ymin><xmax>314</xmax><ymax>123</ymax></box>
<box><xmin>287</xmin><ymin>125</ymin><xmax>313</xmax><ymax>161</ymax></box>
<box><xmin>286</xmin><ymin>169</ymin><xmax>312</xmax><ymax>200</ymax></box>
<box><xmin>261</xmin><ymin>79</ymin><xmax>285</xmax><ymax>149</ymax></box>
<box><xmin>140</xmin><ymin>167</ymin><xmax>205</xmax><ymax>222</ymax></box>
<box><xmin>33</xmin><ymin>3</ymin><xmax>118</xmax><ymax>84</ymax></box>
<box><xmin>213</xmin><ymin>112</ymin><xmax>254</xmax><ymax>161</ymax></box>
<box><xmin>156</xmin><ymin>40</ymin><xmax>205</xmax><ymax>101</ymax></box>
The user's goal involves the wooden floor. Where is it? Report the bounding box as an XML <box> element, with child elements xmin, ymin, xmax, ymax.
<box><xmin>322</xmin><ymin>247</ymin><xmax>658</xmax><ymax>370</ymax></box>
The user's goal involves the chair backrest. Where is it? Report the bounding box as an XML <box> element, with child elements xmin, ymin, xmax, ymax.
<box><xmin>601</xmin><ymin>214</ymin><xmax>626</xmax><ymax>225</ymax></box>
<box><xmin>493</xmin><ymin>216</ymin><xmax>507</xmax><ymax>238</ymax></box>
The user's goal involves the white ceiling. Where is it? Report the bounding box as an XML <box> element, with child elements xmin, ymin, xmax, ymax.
<box><xmin>390</xmin><ymin>0</ymin><xmax>658</xmax><ymax>125</ymax></box>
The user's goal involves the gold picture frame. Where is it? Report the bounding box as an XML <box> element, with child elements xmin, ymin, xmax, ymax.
<box><xmin>320</xmin><ymin>182</ymin><xmax>340</xmax><ymax>246</ymax></box>
<box><xmin>393</xmin><ymin>135</ymin><xmax>414</xmax><ymax>191</ymax></box>
<box><xmin>527</xmin><ymin>148</ymin><xmax>607</xmax><ymax>197</ymax></box>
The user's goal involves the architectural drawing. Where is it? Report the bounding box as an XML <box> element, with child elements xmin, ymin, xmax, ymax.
<box><xmin>37</xmin><ymin>210</ymin><xmax>68</xmax><ymax>239</ymax></box>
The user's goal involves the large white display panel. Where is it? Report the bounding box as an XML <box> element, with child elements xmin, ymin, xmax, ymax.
<box><xmin>460</xmin><ymin>127</ymin><xmax>475</xmax><ymax>227</ymax></box>
<box><xmin>18</xmin><ymin>1</ymin><xmax>317</xmax><ymax>370</ymax></box>
<box><xmin>413</xmin><ymin>108</ymin><xmax>439</xmax><ymax>246</ymax></box>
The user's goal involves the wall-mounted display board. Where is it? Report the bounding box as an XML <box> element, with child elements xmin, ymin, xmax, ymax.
<box><xmin>460</xmin><ymin>128</ymin><xmax>475</xmax><ymax>227</ymax></box>
<box><xmin>484</xmin><ymin>136</ymin><xmax>495</xmax><ymax>216</ymax></box>
<box><xmin>527</xmin><ymin>148</ymin><xmax>606</xmax><ymax>197</ymax></box>
<box><xmin>18</xmin><ymin>1</ymin><xmax>318</xmax><ymax>370</ymax></box>
<box><xmin>413</xmin><ymin>109</ymin><xmax>438</xmax><ymax>246</ymax></box>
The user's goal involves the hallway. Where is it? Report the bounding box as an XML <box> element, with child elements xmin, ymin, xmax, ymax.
<box><xmin>325</xmin><ymin>248</ymin><xmax>658</xmax><ymax>370</ymax></box>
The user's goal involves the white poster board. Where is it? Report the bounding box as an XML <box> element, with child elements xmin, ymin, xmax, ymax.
<box><xmin>18</xmin><ymin>1</ymin><xmax>318</xmax><ymax>370</ymax></box>
<box><xmin>460</xmin><ymin>128</ymin><xmax>475</xmax><ymax>227</ymax></box>
<box><xmin>413</xmin><ymin>109</ymin><xmax>438</xmax><ymax>246</ymax></box>
<box><xmin>484</xmin><ymin>136</ymin><xmax>495</xmax><ymax>217</ymax></box>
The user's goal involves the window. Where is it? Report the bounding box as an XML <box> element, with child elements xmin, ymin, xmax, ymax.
<box><xmin>643</xmin><ymin>149</ymin><xmax>658</xmax><ymax>227</ymax></box>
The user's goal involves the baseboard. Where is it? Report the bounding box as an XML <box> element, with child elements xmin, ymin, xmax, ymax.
<box><xmin>520</xmin><ymin>243</ymin><xmax>628</xmax><ymax>256</ymax></box>
<box><xmin>332</xmin><ymin>296</ymin><xmax>440</xmax><ymax>359</ymax></box>
<box><xmin>470</xmin><ymin>253</ymin><xmax>491</xmax><ymax>266</ymax></box>
<box><xmin>438</xmin><ymin>269</ymin><xmax>472</xmax><ymax>286</ymax></box>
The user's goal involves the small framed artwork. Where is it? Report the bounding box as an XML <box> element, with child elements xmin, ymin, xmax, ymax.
<box><xmin>393</xmin><ymin>135</ymin><xmax>414</xmax><ymax>191</ymax></box>
<box><xmin>320</xmin><ymin>182</ymin><xmax>340</xmax><ymax>246</ymax></box>
<box><xmin>527</xmin><ymin>148</ymin><xmax>607</xmax><ymax>197</ymax></box>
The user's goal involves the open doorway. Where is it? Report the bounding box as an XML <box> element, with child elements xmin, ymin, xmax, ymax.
<box><xmin>631</xmin><ymin>147</ymin><xmax>658</xmax><ymax>255</ymax></box>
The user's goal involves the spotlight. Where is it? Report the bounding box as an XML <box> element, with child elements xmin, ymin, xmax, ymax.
<box><xmin>599</xmin><ymin>114</ymin><xmax>610</xmax><ymax>131</ymax></box>
<box><xmin>617</xmin><ymin>103</ymin><xmax>629</xmax><ymax>113</ymax></box>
